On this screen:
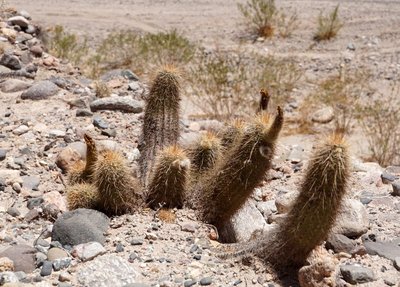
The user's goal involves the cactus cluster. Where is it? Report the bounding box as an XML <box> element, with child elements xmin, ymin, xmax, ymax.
<box><xmin>63</xmin><ymin>65</ymin><xmax>351</xmax><ymax>277</ymax></box>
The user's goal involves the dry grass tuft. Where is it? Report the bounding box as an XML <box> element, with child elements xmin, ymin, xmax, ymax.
<box><xmin>314</xmin><ymin>5</ymin><xmax>343</xmax><ymax>41</ymax></box>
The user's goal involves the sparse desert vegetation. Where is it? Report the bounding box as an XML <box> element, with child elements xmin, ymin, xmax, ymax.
<box><xmin>314</xmin><ymin>4</ymin><xmax>343</xmax><ymax>41</ymax></box>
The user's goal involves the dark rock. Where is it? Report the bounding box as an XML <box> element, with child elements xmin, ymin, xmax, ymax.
<box><xmin>0</xmin><ymin>54</ymin><xmax>22</xmax><ymax>70</ymax></box>
<box><xmin>0</xmin><ymin>244</ymin><xmax>36</xmax><ymax>273</ymax></box>
<box><xmin>7</xmin><ymin>206</ymin><xmax>21</xmax><ymax>217</ymax></box>
<box><xmin>52</xmin><ymin>208</ymin><xmax>109</xmax><ymax>246</ymax></box>
<box><xmin>381</xmin><ymin>171</ymin><xmax>398</xmax><ymax>184</ymax></box>
<box><xmin>8</xmin><ymin>16</ymin><xmax>29</xmax><ymax>28</ymax></box>
<box><xmin>90</xmin><ymin>96</ymin><xmax>143</xmax><ymax>113</ymax></box>
<box><xmin>40</xmin><ymin>261</ymin><xmax>53</xmax><ymax>276</ymax></box>
<box><xmin>27</xmin><ymin>197</ymin><xmax>44</xmax><ymax>209</ymax></box>
<box><xmin>130</xmin><ymin>239</ymin><xmax>144</xmax><ymax>246</ymax></box>
<box><xmin>115</xmin><ymin>243</ymin><xmax>124</xmax><ymax>253</ymax></box>
<box><xmin>0</xmin><ymin>149</ymin><xmax>6</xmax><ymax>161</ymax></box>
<box><xmin>199</xmin><ymin>277</ymin><xmax>212</xmax><ymax>286</ymax></box>
<box><xmin>363</xmin><ymin>239</ymin><xmax>400</xmax><ymax>261</ymax></box>
<box><xmin>394</xmin><ymin>257</ymin><xmax>400</xmax><ymax>271</ymax></box>
<box><xmin>100</xmin><ymin>69</ymin><xmax>139</xmax><ymax>81</ymax></box>
<box><xmin>76</xmin><ymin>109</ymin><xmax>93</xmax><ymax>117</ymax></box>
<box><xmin>52</xmin><ymin>257</ymin><xmax>71</xmax><ymax>271</ymax></box>
<box><xmin>93</xmin><ymin>115</ymin><xmax>109</xmax><ymax>129</ymax></box>
<box><xmin>22</xmin><ymin>175</ymin><xmax>40</xmax><ymax>191</ymax></box>
<box><xmin>21</xmin><ymin>80</ymin><xmax>60</xmax><ymax>100</ymax></box>
<box><xmin>340</xmin><ymin>264</ymin><xmax>375</xmax><ymax>284</ymax></box>
<box><xmin>29</xmin><ymin>45</ymin><xmax>43</xmax><ymax>57</ymax></box>
<box><xmin>326</xmin><ymin>233</ymin><xmax>356</xmax><ymax>254</ymax></box>
<box><xmin>184</xmin><ymin>280</ymin><xmax>197</xmax><ymax>287</ymax></box>
<box><xmin>101</xmin><ymin>128</ymin><xmax>116</xmax><ymax>138</ymax></box>
<box><xmin>391</xmin><ymin>181</ymin><xmax>400</xmax><ymax>196</ymax></box>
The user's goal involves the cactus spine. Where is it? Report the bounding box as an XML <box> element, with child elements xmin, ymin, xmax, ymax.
<box><xmin>139</xmin><ymin>66</ymin><xmax>181</xmax><ymax>185</ymax></box>
<box><xmin>194</xmin><ymin>107</ymin><xmax>283</xmax><ymax>235</ymax></box>
<box><xmin>66</xmin><ymin>183</ymin><xmax>100</xmax><ymax>210</ymax></box>
<box><xmin>257</xmin><ymin>134</ymin><xmax>350</xmax><ymax>267</ymax></box>
<box><xmin>67</xmin><ymin>134</ymin><xmax>98</xmax><ymax>185</ymax></box>
<box><xmin>94</xmin><ymin>150</ymin><xmax>142</xmax><ymax>215</ymax></box>
<box><xmin>146</xmin><ymin>146</ymin><xmax>190</xmax><ymax>209</ymax></box>
<box><xmin>218</xmin><ymin>119</ymin><xmax>245</xmax><ymax>150</ymax></box>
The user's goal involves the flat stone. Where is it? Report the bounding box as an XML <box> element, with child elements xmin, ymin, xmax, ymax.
<box><xmin>332</xmin><ymin>199</ymin><xmax>369</xmax><ymax>238</ymax></box>
<box><xmin>77</xmin><ymin>255</ymin><xmax>139</xmax><ymax>287</ymax></box>
<box><xmin>52</xmin><ymin>208</ymin><xmax>109</xmax><ymax>246</ymax></box>
<box><xmin>90</xmin><ymin>96</ymin><xmax>143</xmax><ymax>113</ymax></box>
<box><xmin>71</xmin><ymin>242</ymin><xmax>106</xmax><ymax>262</ymax></box>
<box><xmin>326</xmin><ymin>233</ymin><xmax>356</xmax><ymax>254</ymax></box>
<box><xmin>8</xmin><ymin>16</ymin><xmax>29</xmax><ymax>28</ymax></box>
<box><xmin>363</xmin><ymin>239</ymin><xmax>400</xmax><ymax>262</ymax></box>
<box><xmin>47</xmin><ymin>248</ymin><xmax>68</xmax><ymax>261</ymax></box>
<box><xmin>0</xmin><ymin>245</ymin><xmax>36</xmax><ymax>273</ymax></box>
<box><xmin>340</xmin><ymin>264</ymin><xmax>375</xmax><ymax>284</ymax></box>
<box><xmin>0</xmin><ymin>169</ymin><xmax>22</xmax><ymax>185</ymax></box>
<box><xmin>311</xmin><ymin>106</ymin><xmax>334</xmax><ymax>124</ymax></box>
<box><xmin>0</xmin><ymin>54</ymin><xmax>21</xmax><ymax>70</ymax></box>
<box><xmin>21</xmin><ymin>80</ymin><xmax>59</xmax><ymax>100</ymax></box>
<box><xmin>199</xmin><ymin>277</ymin><xmax>212</xmax><ymax>286</ymax></box>
<box><xmin>93</xmin><ymin>115</ymin><xmax>109</xmax><ymax>129</ymax></box>
<box><xmin>49</xmin><ymin>130</ymin><xmax>66</xmax><ymax>138</ymax></box>
<box><xmin>22</xmin><ymin>176</ymin><xmax>40</xmax><ymax>190</ymax></box>
<box><xmin>6</xmin><ymin>206</ymin><xmax>20</xmax><ymax>217</ymax></box>
<box><xmin>0</xmin><ymin>79</ymin><xmax>31</xmax><ymax>93</ymax></box>
<box><xmin>381</xmin><ymin>171</ymin><xmax>398</xmax><ymax>184</ymax></box>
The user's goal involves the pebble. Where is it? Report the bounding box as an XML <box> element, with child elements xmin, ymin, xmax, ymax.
<box><xmin>6</xmin><ymin>206</ymin><xmax>20</xmax><ymax>217</ymax></box>
<box><xmin>13</xmin><ymin>125</ymin><xmax>29</xmax><ymax>135</ymax></box>
<box><xmin>76</xmin><ymin>109</ymin><xmax>93</xmax><ymax>117</ymax></box>
<box><xmin>145</xmin><ymin>232</ymin><xmax>158</xmax><ymax>241</ymax></box>
<box><xmin>49</xmin><ymin>129</ymin><xmax>66</xmax><ymax>138</ymax></box>
<box><xmin>12</xmin><ymin>182</ymin><xmax>21</xmax><ymax>192</ymax></box>
<box><xmin>93</xmin><ymin>115</ymin><xmax>109</xmax><ymax>129</ymax></box>
<box><xmin>52</xmin><ymin>258</ymin><xmax>71</xmax><ymax>271</ymax></box>
<box><xmin>90</xmin><ymin>96</ymin><xmax>143</xmax><ymax>113</ymax></box>
<box><xmin>326</xmin><ymin>233</ymin><xmax>356</xmax><ymax>254</ymax></box>
<box><xmin>59</xmin><ymin>272</ymin><xmax>72</xmax><ymax>282</ymax></box>
<box><xmin>22</xmin><ymin>175</ymin><xmax>40</xmax><ymax>191</ymax></box>
<box><xmin>71</xmin><ymin>241</ymin><xmax>106</xmax><ymax>261</ymax></box>
<box><xmin>40</xmin><ymin>261</ymin><xmax>53</xmax><ymax>276</ymax></box>
<box><xmin>340</xmin><ymin>264</ymin><xmax>375</xmax><ymax>284</ymax></box>
<box><xmin>0</xmin><ymin>79</ymin><xmax>31</xmax><ymax>93</ymax></box>
<box><xmin>27</xmin><ymin>197</ymin><xmax>44</xmax><ymax>209</ymax></box>
<box><xmin>101</xmin><ymin>128</ymin><xmax>117</xmax><ymax>137</ymax></box>
<box><xmin>311</xmin><ymin>106</ymin><xmax>334</xmax><ymax>123</ymax></box>
<box><xmin>130</xmin><ymin>239</ymin><xmax>144</xmax><ymax>246</ymax></box>
<box><xmin>0</xmin><ymin>53</ymin><xmax>22</xmax><ymax>70</ymax></box>
<box><xmin>381</xmin><ymin>171</ymin><xmax>398</xmax><ymax>184</ymax></box>
<box><xmin>47</xmin><ymin>248</ymin><xmax>68</xmax><ymax>261</ymax></box>
<box><xmin>115</xmin><ymin>243</ymin><xmax>124</xmax><ymax>253</ymax></box>
<box><xmin>333</xmin><ymin>199</ymin><xmax>369</xmax><ymax>238</ymax></box>
<box><xmin>199</xmin><ymin>277</ymin><xmax>212</xmax><ymax>286</ymax></box>
<box><xmin>184</xmin><ymin>280</ymin><xmax>197</xmax><ymax>287</ymax></box>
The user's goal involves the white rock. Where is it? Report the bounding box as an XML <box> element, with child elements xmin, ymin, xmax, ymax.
<box><xmin>72</xmin><ymin>242</ymin><xmax>106</xmax><ymax>262</ymax></box>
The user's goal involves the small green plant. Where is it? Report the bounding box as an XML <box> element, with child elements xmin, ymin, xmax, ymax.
<box><xmin>314</xmin><ymin>5</ymin><xmax>343</xmax><ymax>41</ymax></box>
<box><xmin>48</xmin><ymin>25</ymin><xmax>88</xmax><ymax>65</ymax></box>
<box><xmin>357</xmin><ymin>84</ymin><xmax>400</xmax><ymax>166</ymax></box>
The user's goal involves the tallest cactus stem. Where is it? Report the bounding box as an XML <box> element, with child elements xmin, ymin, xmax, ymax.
<box><xmin>139</xmin><ymin>66</ymin><xmax>181</xmax><ymax>185</ymax></box>
<box><xmin>257</xmin><ymin>133</ymin><xmax>350</xmax><ymax>267</ymax></box>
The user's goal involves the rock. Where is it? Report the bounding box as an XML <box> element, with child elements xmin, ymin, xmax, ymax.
<box><xmin>256</xmin><ymin>200</ymin><xmax>277</xmax><ymax>219</ymax></box>
<box><xmin>18</xmin><ymin>10</ymin><xmax>31</xmax><ymax>19</ymax></box>
<box><xmin>220</xmin><ymin>200</ymin><xmax>267</xmax><ymax>242</ymax></box>
<box><xmin>363</xmin><ymin>239</ymin><xmax>400</xmax><ymax>261</ymax></box>
<box><xmin>55</xmin><ymin>146</ymin><xmax>82</xmax><ymax>173</ymax></box>
<box><xmin>27</xmin><ymin>197</ymin><xmax>44</xmax><ymax>209</ymax></box>
<box><xmin>0</xmin><ymin>79</ymin><xmax>31</xmax><ymax>93</ymax></box>
<box><xmin>0</xmin><ymin>169</ymin><xmax>22</xmax><ymax>185</ymax></box>
<box><xmin>340</xmin><ymin>264</ymin><xmax>375</xmax><ymax>284</ymax></box>
<box><xmin>0</xmin><ymin>53</ymin><xmax>21</xmax><ymax>70</ymax></box>
<box><xmin>46</xmin><ymin>248</ymin><xmax>68</xmax><ymax>261</ymax></box>
<box><xmin>199</xmin><ymin>277</ymin><xmax>212</xmax><ymax>286</ymax></box>
<box><xmin>332</xmin><ymin>199</ymin><xmax>369</xmax><ymax>238</ymax></box>
<box><xmin>40</xmin><ymin>261</ymin><xmax>52</xmax><ymax>276</ymax></box>
<box><xmin>0</xmin><ymin>272</ymin><xmax>19</xmax><ymax>284</ymax></box>
<box><xmin>43</xmin><ymin>191</ymin><xmax>67</xmax><ymax>211</ymax></box>
<box><xmin>0</xmin><ymin>245</ymin><xmax>36</xmax><ymax>273</ymax></box>
<box><xmin>22</xmin><ymin>176</ymin><xmax>40</xmax><ymax>191</ymax></box>
<box><xmin>93</xmin><ymin>115</ymin><xmax>109</xmax><ymax>129</ymax></box>
<box><xmin>24</xmin><ymin>208</ymin><xmax>40</xmax><ymax>222</ymax></box>
<box><xmin>6</xmin><ymin>206</ymin><xmax>20</xmax><ymax>217</ymax></box>
<box><xmin>90</xmin><ymin>96</ymin><xmax>143</xmax><ymax>113</ymax></box>
<box><xmin>347</xmin><ymin>43</ymin><xmax>356</xmax><ymax>51</ymax></box>
<box><xmin>13</xmin><ymin>125</ymin><xmax>29</xmax><ymax>135</ymax></box>
<box><xmin>101</xmin><ymin>128</ymin><xmax>116</xmax><ymax>138</ymax></box>
<box><xmin>100</xmin><ymin>69</ymin><xmax>139</xmax><ymax>81</ymax></box>
<box><xmin>8</xmin><ymin>16</ymin><xmax>30</xmax><ymax>28</ymax></box>
<box><xmin>381</xmin><ymin>171</ymin><xmax>398</xmax><ymax>184</ymax></box>
<box><xmin>76</xmin><ymin>109</ymin><xmax>93</xmax><ymax>117</ymax></box>
<box><xmin>184</xmin><ymin>280</ymin><xmax>197</xmax><ymax>287</ymax></box>
<box><xmin>21</xmin><ymin>81</ymin><xmax>60</xmax><ymax>100</ymax></box>
<box><xmin>287</xmin><ymin>145</ymin><xmax>305</xmax><ymax>163</ymax></box>
<box><xmin>52</xmin><ymin>208</ymin><xmax>110</xmax><ymax>246</ymax></box>
<box><xmin>29</xmin><ymin>45</ymin><xmax>43</xmax><ymax>57</ymax></box>
<box><xmin>59</xmin><ymin>272</ymin><xmax>72</xmax><ymax>282</ymax></box>
<box><xmin>312</xmin><ymin>106</ymin><xmax>334</xmax><ymax>123</ymax></box>
<box><xmin>0</xmin><ymin>257</ymin><xmax>14</xmax><ymax>272</ymax></box>
<box><xmin>130</xmin><ymin>239</ymin><xmax>144</xmax><ymax>246</ymax></box>
<box><xmin>52</xmin><ymin>258</ymin><xmax>71</xmax><ymax>271</ymax></box>
<box><xmin>275</xmin><ymin>189</ymin><xmax>299</xmax><ymax>214</ymax></box>
<box><xmin>71</xmin><ymin>242</ymin><xmax>106</xmax><ymax>261</ymax></box>
<box><xmin>325</xmin><ymin>233</ymin><xmax>356</xmax><ymax>254</ymax></box>
<box><xmin>49</xmin><ymin>129</ymin><xmax>66</xmax><ymax>138</ymax></box>
<box><xmin>391</xmin><ymin>181</ymin><xmax>400</xmax><ymax>196</ymax></box>
<box><xmin>0</xmin><ymin>149</ymin><xmax>6</xmax><ymax>161</ymax></box>
<box><xmin>394</xmin><ymin>257</ymin><xmax>400</xmax><ymax>271</ymax></box>
<box><xmin>77</xmin><ymin>255</ymin><xmax>139</xmax><ymax>287</ymax></box>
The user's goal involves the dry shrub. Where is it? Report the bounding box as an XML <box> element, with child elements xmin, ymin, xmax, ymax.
<box><xmin>314</xmin><ymin>5</ymin><xmax>343</xmax><ymax>41</ymax></box>
<box><xmin>189</xmin><ymin>49</ymin><xmax>302</xmax><ymax>119</ymax></box>
<box><xmin>238</xmin><ymin>0</ymin><xmax>298</xmax><ymax>38</ymax></box>
<box><xmin>299</xmin><ymin>66</ymin><xmax>372</xmax><ymax>134</ymax></box>
<box><xmin>357</xmin><ymin>83</ymin><xmax>400</xmax><ymax>166</ymax></box>
<box><xmin>94</xmin><ymin>81</ymin><xmax>111</xmax><ymax>98</ymax></box>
